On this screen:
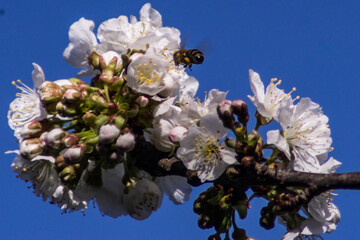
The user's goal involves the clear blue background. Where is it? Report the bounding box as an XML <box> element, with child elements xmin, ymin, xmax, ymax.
<box><xmin>1</xmin><ymin>1</ymin><xmax>359</xmax><ymax>239</ymax></box>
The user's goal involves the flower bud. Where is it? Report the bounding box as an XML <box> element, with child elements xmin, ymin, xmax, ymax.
<box><xmin>168</xmin><ymin>126</ymin><xmax>188</xmax><ymax>144</ymax></box>
<box><xmin>82</xmin><ymin>112</ymin><xmax>97</xmax><ymax>128</ymax></box>
<box><xmin>231</xmin><ymin>100</ymin><xmax>249</xmax><ymax>125</ymax></box>
<box><xmin>94</xmin><ymin>115</ymin><xmax>109</xmax><ymax>132</ymax></box>
<box><xmin>20</xmin><ymin>120</ymin><xmax>48</xmax><ymax>139</ymax></box>
<box><xmin>62</xmin><ymin>89</ymin><xmax>84</xmax><ymax>104</ymax></box>
<box><xmin>91</xmin><ymin>94</ymin><xmax>108</xmax><ymax>110</ymax></box>
<box><xmin>59</xmin><ymin>165</ymin><xmax>77</xmax><ymax>182</ymax></box>
<box><xmin>99</xmin><ymin>124</ymin><xmax>120</xmax><ymax>144</ymax></box>
<box><xmin>62</xmin><ymin>133</ymin><xmax>79</xmax><ymax>147</ymax></box>
<box><xmin>56</xmin><ymin>102</ymin><xmax>77</xmax><ymax>116</ymax></box>
<box><xmin>64</xmin><ymin>145</ymin><xmax>86</xmax><ymax>164</ymax></box>
<box><xmin>109</xmin><ymin>76</ymin><xmax>125</xmax><ymax>92</ymax></box>
<box><xmin>115</xmin><ymin>131</ymin><xmax>136</xmax><ymax>152</ymax></box>
<box><xmin>44</xmin><ymin>128</ymin><xmax>66</xmax><ymax>149</ymax></box>
<box><xmin>39</xmin><ymin>81</ymin><xmax>63</xmax><ymax>106</ymax></box>
<box><xmin>114</xmin><ymin>115</ymin><xmax>126</xmax><ymax>130</ymax></box>
<box><xmin>108</xmin><ymin>151</ymin><xmax>124</xmax><ymax>164</ymax></box>
<box><xmin>55</xmin><ymin>154</ymin><xmax>66</xmax><ymax>169</ymax></box>
<box><xmin>127</xmin><ymin>104</ymin><xmax>139</xmax><ymax>118</ymax></box>
<box><xmin>122</xmin><ymin>178</ymin><xmax>163</xmax><ymax>220</ymax></box>
<box><xmin>20</xmin><ymin>138</ymin><xmax>43</xmax><ymax>159</ymax></box>
<box><xmin>198</xmin><ymin>214</ymin><xmax>213</xmax><ymax>229</ymax></box>
<box><xmin>217</xmin><ymin>100</ymin><xmax>235</xmax><ymax>129</ymax></box>
<box><xmin>135</xmin><ymin>96</ymin><xmax>149</xmax><ymax>108</ymax></box>
<box><xmin>88</xmin><ymin>51</ymin><xmax>101</xmax><ymax>69</ymax></box>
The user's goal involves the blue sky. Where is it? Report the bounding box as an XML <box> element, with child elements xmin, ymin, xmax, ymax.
<box><xmin>1</xmin><ymin>1</ymin><xmax>360</xmax><ymax>239</ymax></box>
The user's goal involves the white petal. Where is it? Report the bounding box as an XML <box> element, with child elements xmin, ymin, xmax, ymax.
<box><xmin>267</xmin><ymin>130</ymin><xmax>291</xmax><ymax>159</ymax></box>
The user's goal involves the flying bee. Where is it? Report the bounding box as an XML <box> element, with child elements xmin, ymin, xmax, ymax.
<box><xmin>173</xmin><ymin>37</ymin><xmax>208</xmax><ymax>70</ymax></box>
<box><xmin>173</xmin><ymin>48</ymin><xmax>204</xmax><ymax>71</ymax></box>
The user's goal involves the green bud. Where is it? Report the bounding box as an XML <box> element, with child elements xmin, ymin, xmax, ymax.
<box><xmin>91</xmin><ymin>94</ymin><xmax>108</xmax><ymax>110</ymax></box>
<box><xmin>88</xmin><ymin>51</ymin><xmax>101</xmax><ymax>69</ymax></box>
<box><xmin>60</xmin><ymin>165</ymin><xmax>77</xmax><ymax>182</ymax></box>
<box><xmin>94</xmin><ymin>115</ymin><xmax>109</xmax><ymax>132</ymax></box>
<box><xmin>113</xmin><ymin>115</ymin><xmax>126</xmax><ymax>130</ymax></box>
<box><xmin>82</xmin><ymin>112</ymin><xmax>97</xmax><ymax>128</ymax></box>
<box><xmin>198</xmin><ymin>214</ymin><xmax>213</xmax><ymax>229</ymax></box>
<box><xmin>127</xmin><ymin>104</ymin><xmax>139</xmax><ymax>118</ymax></box>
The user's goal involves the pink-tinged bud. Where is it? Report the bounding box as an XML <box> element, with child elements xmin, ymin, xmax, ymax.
<box><xmin>55</xmin><ymin>154</ymin><xmax>66</xmax><ymax>169</ymax></box>
<box><xmin>135</xmin><ymin>96</ymin><xmax>149</xmax><ymax>108</ymax></box>
<box><xmin>217</xmin><ymin>100</ymin><xmax>235</xmax><ymax>129</ymax></box>
<box><xmin>115</xmin><ymin>132</ymin><xmax>136</xmax><ymax>152</ymax></box>
<box><xmin>99</xmin><ymin>124</ymin><xmax>120</xmax><ymax>144</ymax></box>
<box><xmin>109</xmin><ymin>76</ymin><xmax>125</xmax><ymax>92</ymax></box>
<box><xmin>168</xmin><ymin>126</ymin><xmax>188</xmax><ymax>144</ymax></box>
<box><xmin>231</xmin><ymin>100</ymin><xmax>249</xmax><ymax>124</ymax></box>
<box><xmin>64</xmin><ymin>145</ymin><xmax>86</xmax><ymax>164</ymax></box>
<box><xmin>20</xmin><ymin>138</ymin><xmax>43</xmax><ymax>159</ymax></box>
<box><xmin>62</xmin><ymin>89</ymin><xmax>84</xmax><ymax>103</ymax></box>
<box><xmin>44</xmin><ymin>128</ymin><xmax>66</xmax><ymax>149</ymax></box>
<box><xmin>20</xmin><ymin>120</ymin><xmax>46</xmax><ymax>139</ymax></box>
<box><xmin>62</xmin><ymin>133</ymin><xmax>79</xmax><ymax>147</ymax></box>
<box><xmin>39</xmin><ymin>81</ymin><xmax>62</xmax><ymax>104</ymax></box>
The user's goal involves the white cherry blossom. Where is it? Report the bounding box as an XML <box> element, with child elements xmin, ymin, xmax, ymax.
<box><xmin>177</xmin><ymin>114</ymin><xmax>237</xmax><ymax>182</ymax></box>
<box><xmin>248</xmin><ymin>69</ymin><xmax>293</xmax><ymax>120</ymax></box>
<box><xmin>267</xmin><ymin>98</ymin><xmax>332</xmax><ymax>172</ymax></box>
<box><xmin>8</xmin><ymin>63</ymin><xmax>47</xmax><ymax>139</ymax></box>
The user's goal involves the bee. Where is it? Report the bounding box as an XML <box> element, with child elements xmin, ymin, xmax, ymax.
<box><xmin>173</xmin><ymin>49</ymin><xmax>204</xmax><ymax>70</ymax></box>
<box><xmin>174</xmin><ymin>38</ymin><xmax>210</xmax><ymax>70</ymax></box>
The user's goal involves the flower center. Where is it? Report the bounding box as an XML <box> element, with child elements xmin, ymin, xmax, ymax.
<box><xmin>133</xmin><ymin>59</ymin><xmax>161</xmax><ymax>86</ymax></box>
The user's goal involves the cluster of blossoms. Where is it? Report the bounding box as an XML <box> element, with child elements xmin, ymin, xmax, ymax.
<box><xmin>7</xmin><ymin>3</ymin><xmax>342</xmax><ymax>240</ymax></box>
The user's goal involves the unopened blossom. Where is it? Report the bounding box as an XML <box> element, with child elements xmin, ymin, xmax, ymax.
<box><xmin>44</xmin><ymin>128</ymin><xmax>66</xmax><ymax>149</ymax></box>
<box><xmin>20</xmin><ymin>120</ymin><xmax>45</xmax><ymax>139</ymax></box>
<box><xmin>8</xmin><ymin>63</ymin><xmax>47</xmax><ymax>139</ymax></box>
<box><xmin>267</xmin><ymin>98</ymin><xmax>332</xmax><ymax>172</ymax></box>
<box><xmin>115</xmin><ymin>132</ymin><xmax>136</xmax><ymax>152</ymax></box>
<box><xmin>248</xmin><ymin>69</ymin><xmax>294</xmax><ymax>121</ymax></box>
<box><xmin>20</xmin><ymin>138</ymin><xmax>44</xmax><ymax>159</ymax></box>
<box><xmin>177</xmin><ymin>114</ymin><xmax>237</xmax><ymax>182</ymax></box>
<box><xmin>99</xmin><ymin>124</ymin><xmax>120</xmax><ymax>144</ymax></box>
<box><xmin>122</xmin><ymin>178</ymin><xmax>163</xmax><ymax>220</ymax></box>
<box><xmin>151</xmin><ymin>105</ymin><xmax>191</xmax><ymax>152</ymax></box>
<box><xmin>168</xmin><ymin>126</ymin><xmax>188</xmax><ymax>144</ymax></box>
<box><xmin>64</xmin><ymin>145</ymin><xmax>86</xmax><ymax>164</ymax></box>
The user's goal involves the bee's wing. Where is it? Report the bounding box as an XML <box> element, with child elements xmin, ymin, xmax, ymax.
<box><xmin>196</xmin><ymin>36</ymin><xmax>212</xmax><ymax>54</ymax></box>
<box><xmin>180</xmin><ymin>36</ymin><xmax>189</xmax><ymax>50</ymax></box>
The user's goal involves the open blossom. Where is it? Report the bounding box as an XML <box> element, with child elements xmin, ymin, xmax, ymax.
<box><xmin>248</xmin><ymin>69</ymin><xmax>293</xmax><ymax>120</ymax></box>
<box><xmin>126</xmin><ymin>53</ymin><xmax>177</xmax><ymax>98</ymax></box>
<box><xmin>63</xmin><ymin>3</ymin><xmax>180</xmax><ymax>76</ymax></box>
<box><xmin>95</xmin><ymin>163</ymin><xmax>128</xmax><ymax>218</ymax></box>
<box><xmin>177</xmin><ymin>114</ymin><xmax>237</xmax><ymax>182</ymax></box>
<box><xmin>282</xmin><ymin>158</ymin><xmax>341</xmax><ymax>240</ymax></box>
<box><xmin>122</xmin><ymin>178</ymin><xmax>163</xmax><ymax>220</ymax></box>
<box><xmin>8</xmin><ymin>63</ymin><xmax>47</xmax><ymax>139</ymax></box>
<box><xmin>267</xmin><ymin>98</ymin><xmax>332</xmax><ymax>172</ymax></box>
<box><xmin>156</xmin><ymin>175</ymin><xmax>192</xmax><ymax>205</ymax></box>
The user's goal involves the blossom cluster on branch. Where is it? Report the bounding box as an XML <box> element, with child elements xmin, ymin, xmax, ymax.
<box><xmin>7</xmin><ymin>3</ymin><xmax>347</xmax><ymax>240</ymax></box>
